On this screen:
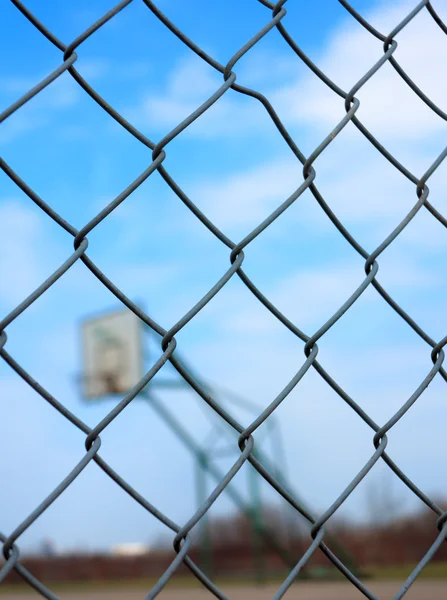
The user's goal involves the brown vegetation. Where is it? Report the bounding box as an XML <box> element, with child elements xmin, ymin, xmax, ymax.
<box><xmin>2</xmin><ymin>502</ymin><xmax>446</xmax><ymax>585</ymax></box>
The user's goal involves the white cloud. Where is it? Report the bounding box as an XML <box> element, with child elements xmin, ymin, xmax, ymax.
<box><xmin>0</xmin><ymin>112</ymin><xmax>46</xmax><ymax>145</ymax></box>
<box><xmin>0</xmin><ymin>72</ymin><xmax>81</xmax><ymax>144</ymax></box>
<box><xmin>55</xmin><ymin>257</ymin><xmax>178</xmax><ymax>309</ymax></box>
<box><xmin>195</xmin><ymin>254</ymin><xmax>439</xmax><ymax>340</ymax></box>
<box><xmin>128</xmin><ymin>1</ymin><xmax>447</xmax><ymax>146</ymax></box>
<box><xmin>133</xmin><ymin>0</ymin><xmax>447</xmax><ymax>246</ymax></box>
<box><xmin>0</xmin><ymin>201</ymin><xmax>47</xmax><ymax>306</ymax></box>
<box><xmin>274</xmin><ymin>1</ymin><xmax>447</xmax><ymax>142</ymax></box>
<box><xmin>108</xmin><ymin>262</ymin><xmax>177</xmax><ymax>294</ymax></box>
<box><xmin>0</xmin><ymin>72</ymin><xmax>80</xmax><ymax>112</ymax></box>
<box><xmin>0</xmin><ymin>75</ymin><xmax>43</xmax><ymax>95</ymax></box>
<box><xmin>190</xmin><ymin>156</ymin><xmax>301</xmax><ymax>230</ymax></box>
<box><xmin>128</xmin><ymin>54</ymin><xmax>269</xmax><ymax>138</ymax></box>
<box><xmin>76</xmin><ymin>58</ymin><xmax>111</xmax><ymax>80</ymax></box>
<box><xmin>228</xmin><ymin>263</ymin><xmax>368</xmax><ymax>334</ymax></box>
<box><xmin>186</xmin><ymin>141</ymin><xmax>447</xmax><ymax>252</ymax></box>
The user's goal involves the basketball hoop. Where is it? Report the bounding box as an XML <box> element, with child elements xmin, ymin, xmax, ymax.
<box><xmin>80</xmin><ymin>373</ymin><xmax>123</xmax><ymax>397</ymax></box>
<box><xmin>80</xmin><ymin>310</ymin><xmax>143</xmax><ymax>400</ymax></box>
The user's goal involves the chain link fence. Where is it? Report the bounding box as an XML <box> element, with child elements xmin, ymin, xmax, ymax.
<box><xmin>1</xmin><ymin>0</ymin><xmax>447</xmax><ymax>598</ymax></box>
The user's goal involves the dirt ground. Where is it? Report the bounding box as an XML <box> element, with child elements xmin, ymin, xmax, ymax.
<box><xmin>2</xmin><ymin>580</ymin><xmax>447</xmax><ymax>599</ymax></box>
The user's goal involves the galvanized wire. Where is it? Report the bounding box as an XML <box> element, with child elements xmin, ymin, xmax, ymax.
<box><xmin>1</xmin><ymin>0</ymin><xmax>447</xmax><ymax>598</ymax></box>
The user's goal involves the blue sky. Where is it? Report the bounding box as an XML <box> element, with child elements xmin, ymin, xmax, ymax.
<box><xmin>1</xmin><ymin>0</ymin><xmax>447</xmax><ymax>556</ymax></box>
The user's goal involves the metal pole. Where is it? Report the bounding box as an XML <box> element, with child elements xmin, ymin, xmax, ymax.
<box><xmin>142</xmin><ymin>391</ymin><xmax>296</xmax><ymax>568</ymax></box>
<box><xmin>195</xmin><ymin>455</ymin><xmax>213</xmax><ymax>579</ymax></box>
<box><xmin>145</xmin><ymin>378</ymin><xmax>358</xmax><ymax>575</ymax></box>
<box><xmin>248</xmin><ymin>457</ymin><xmax>266</xmax><ymax>585</ymax></box>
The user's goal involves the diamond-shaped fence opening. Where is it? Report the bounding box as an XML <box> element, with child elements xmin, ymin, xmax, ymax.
<box><xmin>1</xmin><ymin>0</ymin><xmax>447</xmax><ymax>598</ymax></box>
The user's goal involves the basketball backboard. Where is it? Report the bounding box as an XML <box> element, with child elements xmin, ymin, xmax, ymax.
<box><xmin>81</xmin><ymin>309</ymin><xmax>143</xmax><ymax>399</ymax></box>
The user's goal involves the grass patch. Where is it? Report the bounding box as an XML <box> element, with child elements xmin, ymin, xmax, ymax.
<box><xmin>368</xmin><ymin>562</ymin><xmax>447</xmax><ymax>580</ymax></box>
<box><xmin>3</xmin><ymin>563</ymin><xmax>447</xmax><ymax>594</ymax></box>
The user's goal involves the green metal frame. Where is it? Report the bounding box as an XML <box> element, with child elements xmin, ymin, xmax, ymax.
<box><xmin>81</xmin><ymin>312</ymin><xmax>358</xmax><ymax>581</ymax></box>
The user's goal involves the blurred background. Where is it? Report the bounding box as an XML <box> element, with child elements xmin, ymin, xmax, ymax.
<box><xmin>1</xmin><ymin>0</ymin><xmax>447</xmax><ymax>592</ymax></box>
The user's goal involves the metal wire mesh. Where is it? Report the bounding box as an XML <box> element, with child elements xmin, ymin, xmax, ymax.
<box><xmin>1</xmin><ymin>0</ymin><xmax>447</xmax><ymax>598</ymax></box>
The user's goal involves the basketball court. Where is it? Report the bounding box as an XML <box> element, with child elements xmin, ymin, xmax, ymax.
<box><xmin>2</xmin><ymin>580</ymin><xmax>445</xmax><ymax>600</ymax></box>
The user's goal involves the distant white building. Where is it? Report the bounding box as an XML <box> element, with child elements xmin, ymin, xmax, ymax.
<box><xmin>110</xmin><ymin>542</ymin><xmax>150</xmax><ymax>556</ymax></box>
<box><xmin>40</xmin><ymin>539</ymin><xmax>58</xmax><ymax>557</ymax></box>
